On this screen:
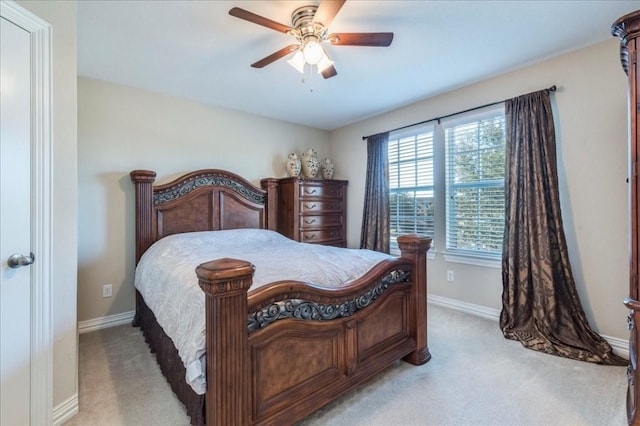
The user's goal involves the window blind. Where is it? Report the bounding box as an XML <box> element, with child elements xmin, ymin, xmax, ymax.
<box><xmin>388</xmin><ymin>127</ymin><xmax>434</xmax><ymax>254</ymax></box>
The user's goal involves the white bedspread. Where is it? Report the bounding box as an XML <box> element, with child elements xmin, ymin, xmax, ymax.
<box><xmin>134</xmin><ymin>228</ymin><xmax>391</xmax><ymax>394</ymax></box>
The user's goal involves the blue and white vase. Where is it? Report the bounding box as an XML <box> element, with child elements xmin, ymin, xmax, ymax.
<box><xmin>286</xmin><ymin>153</ymin><xmax>301</xmax><ymax>177</ymax></box>
<box><xmin>301</xmin><ymin>148</ymin><xmax>319</xmax><ymax>178</ymax></box>
<box><xmin>321</xmin><ymin>158</ymin><xmax>334</xmax><ymax>179</ymax></box>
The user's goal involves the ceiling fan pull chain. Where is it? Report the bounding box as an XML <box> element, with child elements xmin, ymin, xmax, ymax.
<box><xmin>307</xmin><ymin>64</ymin><xmax>316</xmax><ymax>93</ymax></box>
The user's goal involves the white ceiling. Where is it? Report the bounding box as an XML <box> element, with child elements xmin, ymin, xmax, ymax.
<box><xmin>77</xmin><ymin>1</ymin><xmax>638</xmax><ymax>131</ymax></box>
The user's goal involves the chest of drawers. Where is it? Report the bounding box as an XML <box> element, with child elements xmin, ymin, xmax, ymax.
<box><xmin>274</xmin><ymin>177</ymin><xmax>348</xmax><ymax>247</ymax></box>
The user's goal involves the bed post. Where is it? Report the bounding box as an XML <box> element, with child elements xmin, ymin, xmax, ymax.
<box><xmin>130</xmin><ymin>170</ymin><xmax>156</xmax><ymax>263</ymax></box>
<box><xmin>260</xmin><ymin>178</ymin><xmax>279</xmax><ymax>231</ymax></box>
<box><xmin>397</xmin><ymin>234</ymin><xmax>432</xmax><ymax>365</ymax></box>
<box><xmin>196</xmin><ymin>258</ymin><xmax>255</xmax><ymax>426</ymax></box>
<box><xmin>130</xmin><ymin>170</ymin><xmax>157</xmax><ymax>327</ymax></box>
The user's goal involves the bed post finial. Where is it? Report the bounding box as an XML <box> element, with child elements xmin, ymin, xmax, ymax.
<box><xmin>196</xmin><ymin>258</ymin><xmax>255</xmax><ymax>426</ymax></box>
<box><xmin>397</xmin><ymin>234</ymin><xmax>432</xmax><ymax>365</ymax></box>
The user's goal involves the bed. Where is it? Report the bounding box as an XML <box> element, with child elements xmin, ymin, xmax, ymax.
<box><xmin>130</xmin><ymin>168</ymin><xmax>432</xmax><ymax>425</ymax></box>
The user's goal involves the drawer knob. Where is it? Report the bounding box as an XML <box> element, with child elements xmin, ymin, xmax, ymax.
<box><xmin>305</xmin><ymin>234</ymin><xmax>316</xmax><ymax>240</ymax></box>
<box><xmin>304</xmin><ymin>204</ymin><xmax>317</xmax><ymax>209</ymax></box>
<box><xmin>304</xmin><ymin>219</ymin><xmax>317</xmax><ymax>224</ymax></box>
<box><xmin>304</xmin><ymin>189</ymin><xmax>317</xmax><ymax>194</ymax></box>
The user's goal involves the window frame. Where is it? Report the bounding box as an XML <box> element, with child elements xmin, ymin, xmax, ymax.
<box><xmin>384</xmin><ymin>106</ymin><xmax>506</xmax><ymax>267</ymax></box>
<box><xmin>387</xmin><ymin>124</ymin><xmax>435</xmax><ymax>256</ymax></box>
<box><xmin>442</xmin><ymin>105</ymin><xmax>506</xmax><ymax>266</ymax></box>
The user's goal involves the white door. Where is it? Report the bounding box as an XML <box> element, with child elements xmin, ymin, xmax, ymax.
<box><xmin>1</xmin><ymin>14</ymin><xmax>34</xmax><ymax>426</ymax></box>
<box><xmin>0</xmin><ymin>2</ymin><xmax>53</xmax><ymax>424</ymax></box>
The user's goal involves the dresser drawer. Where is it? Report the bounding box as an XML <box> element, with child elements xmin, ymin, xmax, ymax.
<box><xmin>299</xmin><ymin>199</ymin><xmax>343</xmax><ymax>213</ymax></box>
<box><xmin>300</xmin><ymin>214</ymin><xmax>343</xmax><ymax>229</ymax></box>
<box><xmin>299</xmin><ymin>183</ymin><xmax>344</xmax><ymax>199</ymax></box>
<box><xmin>299</xmin><ymin>228</ymin><xmax>344</xmax><ymax>244</ymax></box>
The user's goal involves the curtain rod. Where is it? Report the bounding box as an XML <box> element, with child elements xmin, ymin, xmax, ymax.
<box><xmin>361</xmin><ymin>85</ymin><xmax>557</xmax><ymax>140</ymax></box>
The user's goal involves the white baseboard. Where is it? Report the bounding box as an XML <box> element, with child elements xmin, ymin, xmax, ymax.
<box><xmin>604</xmin><ymin>335</ymin><xmax>630</xmax><ymax>360</ymax></box>
<box><xmin>53</xmin><ymin>393</ymin><xmax>78</xmax><ymax>426</ymax></box>
<box><xmin>427</xmin><ymin>294</ymin><xmax>629</xmax><ymax>360</ymax></box>
<box><xmin>428</xmin><ymin>293</ymin><xmax>501</xmax><ymax>321</ymax></box>
<box><xmin>78</xmin><ymin>310</ymin><xmax>135</xmax><ymax>334</ymax></box>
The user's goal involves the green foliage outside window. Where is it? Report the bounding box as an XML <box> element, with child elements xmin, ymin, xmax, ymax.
<box><xmin>446</xmin><ymin>115</ymin><xmax>505</xmax><ymax>255</ymax></box>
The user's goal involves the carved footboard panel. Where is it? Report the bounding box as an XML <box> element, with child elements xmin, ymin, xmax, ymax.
<box><xmin>197</xmin><ymin>235</ymin><xmax>431</xmax><ymax>426</ymax></box>
<box><xmin>248</xmin><ymin>279</ymin><xmax>415</xmax><ymax>423</ymax></box>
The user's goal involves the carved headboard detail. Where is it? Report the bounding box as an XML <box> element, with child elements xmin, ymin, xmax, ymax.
<box><xmin>130</xmin><ymin>169</ymin><xmax>279</xmax><ymax>263</ymax></box>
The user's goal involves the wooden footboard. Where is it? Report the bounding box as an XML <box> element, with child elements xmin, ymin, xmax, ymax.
<box><xmin>197</xmin><ymin>234</ymin><xmax>431</xmax><ymax>426</ymax></box>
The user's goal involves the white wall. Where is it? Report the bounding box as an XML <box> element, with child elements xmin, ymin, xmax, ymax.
<box><xmin>17</xmin><ymin>0</ymin><xmax>78</xmax><ymax>412</ymax></box>
<box><xmin>77</xmin><ymin>77</ymin><xmax>331</xmax><ymax>321</ymax></box>
<box><xmin>329</xmin><ymin>39</ymin><xmax>629</xmax><ymax>341</ymax></box>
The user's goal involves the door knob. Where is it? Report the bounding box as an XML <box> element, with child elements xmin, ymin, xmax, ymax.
<box><xmin>7</xmin><ymin>252</ymin><xmax>35</xmax><ymax>269</ymax></box>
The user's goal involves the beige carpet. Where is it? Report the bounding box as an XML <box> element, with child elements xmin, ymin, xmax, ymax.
<box><xmin>65</xmin><ymin>304</ymin><xmax>628</xmax><ymax>426</ymax></box>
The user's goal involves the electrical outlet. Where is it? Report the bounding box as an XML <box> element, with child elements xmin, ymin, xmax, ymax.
<box><xmin>102</xmin><ymin>284</ymin><xmax>113</xmax><ymax>298</ymax></box>
<box><xmin>446</xmin><ymin>270</ymin><xmax>454</xmax><ymax>282</ymax></box>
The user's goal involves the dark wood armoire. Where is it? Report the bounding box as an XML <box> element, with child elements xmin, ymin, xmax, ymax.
<box><xmin>613</xmin><ymin>9</ymin><xmax>640</xmax><ymax>425</ymax></box>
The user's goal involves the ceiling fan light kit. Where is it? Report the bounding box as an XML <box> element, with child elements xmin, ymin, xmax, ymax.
<box><xmin>301</xmin><ymin>38</ymin><xmax>324</xmax><ymax>65</ymax></box>
<box><xmin>229</xmin><ymin>0</ymin><xmax>393</xmax><ymax>80</ymax></box>
<box><xmin>287</xmin><ymin>51</ymin><xmax>306</xmax><ymax>73</ymax></box>
<box><xmin>315</xmin><ymin>53</ymin><xmax>334</xmax><ymax>74</ymax></box>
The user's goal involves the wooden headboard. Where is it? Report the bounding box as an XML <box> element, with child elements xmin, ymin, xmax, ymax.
<box><xmin>130</xmin><ymin>169</ymin><xmax>279</xmax><ymax>263</ymax></box>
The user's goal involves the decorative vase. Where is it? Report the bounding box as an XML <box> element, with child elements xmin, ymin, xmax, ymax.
<box><xmin>286</xmin><ymin>153</ymin><xmax>301</xmax><ymax>177</ymax></box>
<box><xmin>320</xmin><ymin>158</ymin><xmax>335</xmax><ymax>179</ymax></box>
<box><xmin>301</xmin><ymin>148</ymin><xmax>319</xmax><ymax>178</ymax></box>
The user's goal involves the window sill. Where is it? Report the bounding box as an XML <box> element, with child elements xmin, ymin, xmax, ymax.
<box><xmin>442</xmin><ymin>251</ymin><xmax>501</xmax><ymax>268</ymax></box>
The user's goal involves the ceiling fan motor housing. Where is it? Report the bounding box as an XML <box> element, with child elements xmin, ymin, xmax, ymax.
<box><xmin>290</xmin><ymin>5</ymin><xmax>328</xmax><ymax>43</ymax></box>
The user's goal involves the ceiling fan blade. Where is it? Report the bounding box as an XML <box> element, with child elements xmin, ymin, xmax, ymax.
<box><xmin>229</xmin><ymin>7</ymin><xmax>293</xmax><ymax>34</ymax></box>
<box><xmin>321</xmin><ymin>65</ymin><xmax>337</xmax><ymax>79</ymax></box>
<box><xmin>313</xmin><ymin>0</ymin><xmax>346</xmax><ymax>27</ymax></box>
<box><xmin>327</xmin><ymin>32</ymin><xmax>394</xmax><ymax>47</ymax></box>
<box><xmin>251</xmin><ymin>44</ymin><xmax>299</xmax><ymax>68</ymax></box>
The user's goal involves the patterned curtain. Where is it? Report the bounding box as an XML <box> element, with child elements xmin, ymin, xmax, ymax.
<box><xmin>500</xmin><ymin>89</ymin><xmax>625</xmax><ymax>365</ymax></box>
<box><xmin>360</xmin><ymin>132</ymin><xmax>390</xmax><ymax>253</ymax></box>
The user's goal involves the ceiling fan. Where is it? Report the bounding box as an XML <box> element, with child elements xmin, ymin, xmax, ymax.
<box><xmin>229</xmin><ymin>0</ymin><xmax>393</xmax><ymax>79</ymax></box>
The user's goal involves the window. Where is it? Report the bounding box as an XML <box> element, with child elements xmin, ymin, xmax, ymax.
<box><xmin>388</xmin><ymin>126</ymin><xmax>434</xmax><ymax>255</ymax></box>
<box><xmin>386</xmin><ymin>106</ymin><xmax>506</xmax><ymax>263</ymax></box>
<box><xmin>444</xmin><ymin>107</ymin><xmax>505</xmax><ymax>258</ymax></box>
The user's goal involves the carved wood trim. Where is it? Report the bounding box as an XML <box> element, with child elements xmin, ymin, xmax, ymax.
<box><xmin>247</xmin><ymin>269</ymin><xmax>410</xmax><ymax>332</ymax></box>
<box><xmin>153</xmin><ymin>170</ymin><xmax>265</xmax><ymax>206</ymax></box>
<box><xmin>260</xmin><ymin>178</ymin><xmax>280</xmax><ymax>231</ymax></box>
<box><xmin>612</xmin><ymin>10</ymin><xmax>640</xmax><ymax>75</ymax></box>
<box><xmin>197</xmin><ymin>258</ymin><xmax>254</xmax><ymax>426</ymax></box>
<box><xmin>398</xmin><ymin>234</ymin><xmax>432</xmax><ymax>365</ymax></box>
<box><xmin>130</xmin><ymin>170</ymin><xmax>156</xmax><ymax>263</ymax></box>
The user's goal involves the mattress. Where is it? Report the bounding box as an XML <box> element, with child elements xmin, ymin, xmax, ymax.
<box><xmin>134</xmin><ymin>228</ymin><xmax>391</xmax><ymax>394</ymax></box>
